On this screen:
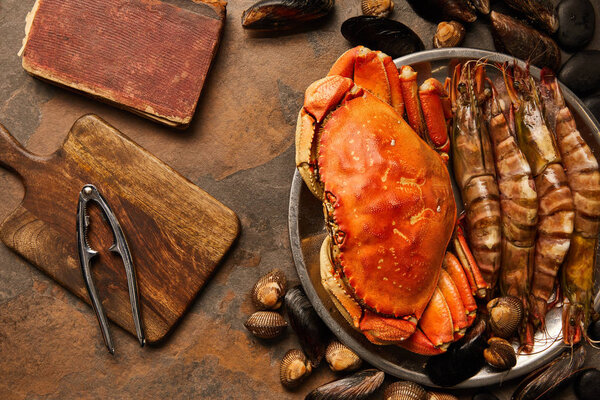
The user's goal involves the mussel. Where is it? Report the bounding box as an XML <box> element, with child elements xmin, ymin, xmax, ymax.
<box><xmin>383</xmin><ymin>381</ymin><xmax>427</xmax><ymax>400</ymax></box>
<box><xmin>472</xmin><ymin>393</ymin><xmax>499</xmax><ymax>400</ymax></box>
<box><xmin>280</xmin><ymin>349</ymin><xmax>312</xmax><ymax>388</ymax></box>
<box><xmin>433</xmin><ymin>21</ymin><xmax>466</xmax><ymax>48</ymax></box>
<box><xmin>252</xmin><ymin>269</ymin><xmax>287</xmax><ymax>310</ymax></box>
<box><xmin>574</xmin><ymin>368</ymin><xmax>600</xmax><ymax>400</ymax></box>
<box><xmin>490</xmin><ymin>11</ymin><xmax>561</xmax><ymax>71</ymax></box>
<box><xmin>285</xmin><ymin>286</ymin><xmax>330</xmax><ymax>367</ymax></box>
<box><xmin>405</xmin><ymin>0</ymin><xmax>476</xmax><ymax>23</ymax></box>
<box><xmin>487</xmin><ymin>296</ymin><xmax>523</xmax><ymax>339</ymax></box>
<box><xmin>325</xmin><ymin>340</ymin><xmax>362</xmax><ymax>372</ymax></box>
<box><xmin>469</xmin><ymin>0</ymin><xmax>490</xmax><ymax>15</ymax></box>
<box><xmin>425</xmin><ymin>319</ymin><xmax>488</xmax><ymax>387</ymax></box>
<box><xmin>512</xmin><ymin>345</ymin><xmax>586</xmax><ymax>400</ymax></box>
<box><xmin>244</xmin><ymin>311</ymin><xmax>287</xmax><ymax>339</ymax></box>
<box><xmin>484</xmin><ymin>337</ymin><xmax>516</xmax><ymax>371</ymax></box>
<box><xmin>500</xmin><ymin>0</ymin><xmax>558</xmax><ymax>34</ymax></box>
<box><xmin>556</xmin><ymin>0</ymin><xmax>595</xmax><ymax>51</ymax></box>
<box><xmin>361</xmin><ymin>0</ymin><xmax>394</xmax><ymax>18</ymax></box>
<box><xmin>241</xmin><ymin>0</ymin><xmax>334</xmax><ymax>31</ymax></box>
<box><xmin>559</xmin><ymin>51</ymin><xmax>600</xmax><ymax>97</ymax></box>
<box><xmin>305</xmin><ymin>369</ymin><xmax>385</xmax><ymax>400</ymax></box>
<box><xmin>428</xmin><ymin>393</ymin><xmax>458</xmax><ymax>400</ymax></box>
<box><xmin>341</xmin><ymin>16</ymin><xmax>424</xmax><ymax>59</ymax></box>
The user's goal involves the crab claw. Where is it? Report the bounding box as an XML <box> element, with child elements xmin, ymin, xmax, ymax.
<box><xmin>328</xmin><ymin>46</ymin><xmax>404</xmax><ymax>116</ymax></box>
<box><xmin>359</xmin><ymin>310</ymin><xmax>417</xmax><ymax>345</ymax></box>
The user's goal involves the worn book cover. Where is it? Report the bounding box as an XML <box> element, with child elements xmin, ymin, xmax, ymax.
<box><xmin>20</xmin><ymin>0</ymin><xmax>226</xmax><ymax>128</ymax></box>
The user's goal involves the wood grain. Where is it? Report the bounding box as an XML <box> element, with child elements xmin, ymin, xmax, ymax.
<box><xmin>0</xmin><ymin>114</ymin><xmax>239</xmax><ymax>342</ymax></box>
<box><xmin>21</xmin><ymin>0</ymin><xmax>225</xmax><ymax>128</ymax></box>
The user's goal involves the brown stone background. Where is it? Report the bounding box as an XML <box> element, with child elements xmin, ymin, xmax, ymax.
<box><xmin>1</xmin><ymin>0</ymin><xmax>599</xmax><ymax>398</ymax></box>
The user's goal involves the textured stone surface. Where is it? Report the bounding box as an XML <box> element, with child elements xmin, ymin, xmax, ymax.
<box><xmin>1</xmin><ymin>0</ymin><xmax>599</xmax><ymax>399</ymax></box>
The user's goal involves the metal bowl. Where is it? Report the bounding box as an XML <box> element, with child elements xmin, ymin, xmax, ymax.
<box><xmin>288</xmin><ymin>48</ymin><xmax>600</xmax><ymax>388</ymax></box>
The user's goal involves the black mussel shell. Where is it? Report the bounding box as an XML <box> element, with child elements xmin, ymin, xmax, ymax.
<box><xmin>305</xmin><ymin>369</ymin><xmax>385</xmax><ymax>400</ymax></box>
<box><xmin>559</xmin><ymin>51</ymin><xmax>600</xmax><ymax>97</ymax></box>
<box><xmin>241</xmin><ymin>0</ymin><xmax>334</xmax><ymax>31</ymax></box>
<box><xmin>587</xmin><ymin>317</ymin><xmax>600</xmax><ymax>341</ymax></box>
<box><xmin>285</xmin><ymin>286</ymin><xmax>330</xmax><ymax>367</ymax></box>
<box><xmin>557</xmin><ymin>0</ymin><xmax>595</xmax><ymax>51</ymax></box>
<box><xmin>473</xmin><ymin>393</ymin><xmax>499</xmax><ymax>400</ymax></box>
<box><xmin>405</xmin><ymin>0</ymin><xmax>476</xmax><ymax>23</ymax></box>
<box><xmin>425</xmin><ymin>319</ymin><xmax>488</xmax><ymax>387</ymax></box>
<box><xmin>512</xmin><ymin>345</ymin><xmax>586</xmax><ymax>400</ymax></box>
<box><xmin>490</xmin><ymin>11</ymin><xmax>560</xmax><ymax>71</ymax></box>
<box><xmin>469</xmin><ymin>0</ymin><xmax>490</xmax><ymax>15</ymax></box>
<box><xmin>501</xmin><ymin>0</ymin><xmax>558</xmax><ymax>34</ymax></box>
<box><xmin>341</xmin><ymin>16</ymin><xmax>424</xmax><ymax>59</ymax></box>
<box><xmin>574</xmin><ymin>368</ymin><xmax>600</xmax><ymax>400</ymax></box>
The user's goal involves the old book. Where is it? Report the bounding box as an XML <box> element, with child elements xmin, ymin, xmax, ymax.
<box><xmin>20</xmin><ymin>0</ymin><xmax>226</xmax><ymax>128</ymax></box>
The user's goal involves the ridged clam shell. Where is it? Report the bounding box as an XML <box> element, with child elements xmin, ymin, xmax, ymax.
<box><xmin>487</xmin><ymin>296</ymin><xmax>523</xmax><ymax>339</ymax></box>
<box><xmin>383</xmin><ymin>381</ymin><xmax>427</xmax><ymax>400</ymax></box>
<box><xmin>427</xmin><ymin>392</ymin><xmax>459</xmax><ymax>400</ymax></box>
<box><xmin>433</xmin><ymin>21</ymin><xmax>465</xmax><ymax>48</ymax></box>
<box><xmin>306</xmin><ymin>369</ymin><xmax>385</xmax><ymax>400</ymax></box>
<box><xmin>484</xmin><ymin>337</ymin><xmax>517</xmax><ymax>370</ymax></box>
<box><xmin>252</xmin><ymin>269</ymin><xmax>287</xmax><ymax>310</ymax></box>
<box><xmin>280</xmin><ymin>349</ymin><xmax>312</xmax><ymax>388</ymax></box>
<box><xmin>325</xmin><ymin>341</ymin><xmax>362</xmax><ymax>372</ymax></box>
<box><xmin>361</xmin><ymin>0</ymin><xmax>394</xmax><ymax>18</ymax></box>
<box><xmin>244</xmin><ymin>311</ymin><xmax>287</xmax><ymax>339</ymax></box>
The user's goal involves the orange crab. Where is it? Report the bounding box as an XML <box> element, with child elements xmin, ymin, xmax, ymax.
<box><xmin>296</xmin><ymin>46</ymin><xmax>487</xmax><ymax>355</ymax></box>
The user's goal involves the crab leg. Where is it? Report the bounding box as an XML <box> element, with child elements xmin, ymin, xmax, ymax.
<box><xmin>419</xmin><ymin>78</ymin><xmax>451</xmax><ymax>161</ymax></box>
<box><xmin>438</xmin><ymin>269</ymin><xmax>469</xmax><ymax>340</ymax></box>
<box><xmin>443</xmin><ymin>252</ymin><xmax>478</xmax><ymax>325</ymax></box>
<box><xmin>399</xmin><ymin>65</ymin><xmax>428</xmax><ymax>139</ymax></box>
<box><xmin>328</xmin><ymin>46</ymin><xmax>404</xmax><ymax>116</ymax></box>
<box><xmin>539</xmin><ymin>69</ymin><xmax>600</xmax><ymax>345</ymax></box>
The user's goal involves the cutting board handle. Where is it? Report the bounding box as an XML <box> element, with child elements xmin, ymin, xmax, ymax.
<box><xmin>0</xmin><ymin>123</ymin><xmax>40</xmax><ymax>178</ymax></box>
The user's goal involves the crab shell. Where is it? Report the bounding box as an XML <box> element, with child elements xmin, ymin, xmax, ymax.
<box><xmin>296</xmin><ymin>50</ymin><xmax>457</xmax><ymax>347</ymax></box>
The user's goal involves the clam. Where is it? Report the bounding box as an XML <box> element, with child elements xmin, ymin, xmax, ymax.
<box><xmin>469</xmin><ymin>0</ymin><xmax>489</xmax><ymax>15</ymax></box>
<box><xmin>280</xmin><ymin>349</ymin><xmax>312</xmax><ymax>388</ymax></box>
<box><xmin>487</xmin><ymin>296</ymin><xmax>523</xmax><ymax>339</ymax></box>
<box><xmin>383</xmin><ymin>381</ymin><xmax>427</xmax><ymax>400</ymax></box>
<box><xmin>244</xmin><ymin>311</ymin><xmax>287</xmax><ymax>339</ymax></box>
<box><xmin>285</xmin><ymin>286</ymin><xmax>330</xmax><ymax>367</ymax></box>
<box><xmin>325</xmin><ymin>340</ymin><xmax>362</xmax><ymax>372</ymax></box>
<box><xmin>425</xmin><ymin>319</ymin><xmax>488</xmax><ymax>387</ymax></box>
<box><xmin>490</xmin><ymin>11</ymin><xmax>561</xmax><ymax>71</ymax></box>
<box><xmin>252</xmin><ymin>269</ymin><xmax>287</xmax><ymax>310</ymax></box>
<box><xmin>341</xmin><ymin>16</ymin><xmax>424</xmax><ymax>59</ymax></box>
<box><xmin>427</xmin><ymin>393</ymin><xmax>458</xmax><ymax>400</ymax></box>
<box><xmin>574</xmin><ymin>368</ymin><xmax>600</xmax><ymax>400</ymax></box>
<box><xmin>433</xmin><ymin>21</ymin><xmax>465</xmax><ymax>48</ymax></box>
<box><xmin>483</xmin><ymin>337</ymin><xmax>516</xmax><ymax>371</ymax></box>
<box><xmin>361</xmin><ymin>0</ymin><xmax>394</xmax><ymax>18</ymax></box>
<box><xmin>306</xmin><ymin>369</ymin><xmax>385</xmax><ymax>400</ymax></box>
<box><xmin>513</xmin><ymin>346</ymin><xmax>586</xmax><ymax>400</ymax></box>
<box><xmin>241</xmin><ymin>0</ymin><xmax>334</xmax><ymax>31</ymax></box>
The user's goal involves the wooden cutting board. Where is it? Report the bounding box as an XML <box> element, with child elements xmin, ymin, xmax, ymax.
<box><xmin>0</xmin><ymin>114</ymin><xmax>239</xmax><ymax>343</ymax></box>
<box><xmin>21</xmin><ymin>0</ymin><xmax>226</xmax><ymax>128</ymax></box>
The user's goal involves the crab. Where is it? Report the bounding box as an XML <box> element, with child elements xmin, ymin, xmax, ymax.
<box><xmin>296</xmin><ymin>46</ymin><xmax>487</xmax><ymax>355</ymax></box>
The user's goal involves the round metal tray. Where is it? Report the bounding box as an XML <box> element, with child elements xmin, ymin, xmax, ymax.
<box><xmin>288</xmin><ymin>48</ymin><xmax>600</xmax><ymax>388</ymax></box>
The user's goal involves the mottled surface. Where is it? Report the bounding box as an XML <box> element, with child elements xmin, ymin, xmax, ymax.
<box><xmin>0</xmin><ymin>0</ymin><xmax>599</xmax><ymax>399</ymax></box>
